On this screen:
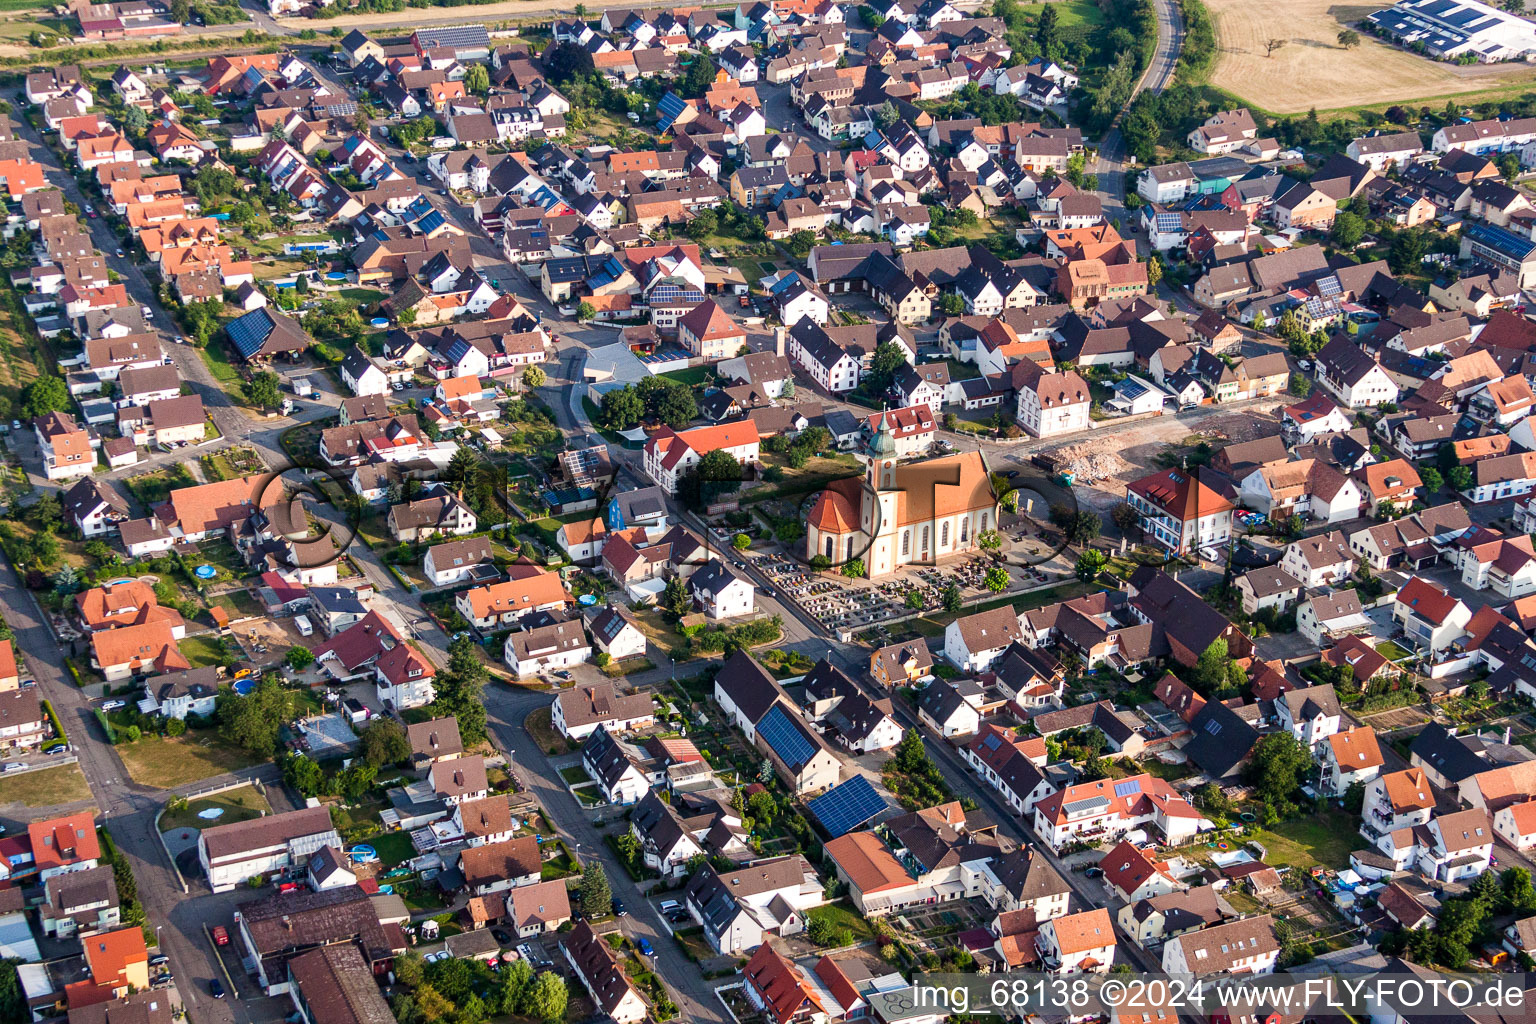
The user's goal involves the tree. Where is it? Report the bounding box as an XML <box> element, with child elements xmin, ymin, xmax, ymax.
<box><xmin>464</xmin><ymin>63</ymin><xmax>490</xmax><ymax>95</ymax></box>
<box><xmin>809</xmin><ymin>554</ymin><xmax>832</xmax><ymax>571</ymax></box>
<box><xmin>1263</xmin><ymin>38</ymin><xmax>1286</xmax><ymax>57</ymax></box>
<box><xmin>682</xmin><ymin>52</ymin><xmax>717</xmax><ymax>98</ymax></box>
<box><xmin>1337</xmin><ymin>28</ymin><xmax>1361</xmax><ymax>47</ymax></box>
<box><xmin>1075</xmin><ymin>549</ymin><xmax>1108</xmax><ymax>582</ymax></box>
<box><xmin>286</xmin><ymin>646</ymin><xmax>315</xmax><ymax>671</ymax></box>
<box><xmin>578</xmin><ymin>860</ymin><xmax>611</xmax><ymax>918</ymax></box>
<box><xmin>937</xmin><ymin>293</ymin><xmax>965</xmax><ymax>316</ymax></box>
<box><xmin>576</xmin><ymin>301</ymin><xmax>596</xmax><ymax>322</ymax></box>
<box><xmin>873</xmin><ymin>100</ymin><xmax>899</xmax><ymax>130</ymax></box>
<box><xmin>942</xmin><ymin>583</ymin><xmax>962</xmax><ymax>612</ymax></box>
<box><xmin>1498</xmin><ymin>152</ymin><xmax>1522</xmax><ymax>182</ymax></box>
<box><xmin>1036</xmin><ymin>1</ymin><xmax>1059</xmax><ymax>55</ymax></box>
<box><xmin>599</xmin><ymin>386</ymin><xmax>644</xmax><ymax>430</ymax></box>
<box><xmin>169</xmin><ymin>0</ymin><xmax>190</xmax><ymax>20</ymax></box>
<box><xmin>123</xmin><ymin>105</ymin><xmax>148</xmax><ymax>134</ymax></box>
<box><xmin>429</xmin><ymin>636</ymin><xmax>489</xmax><ymax>746</ymax></box>
<box><xmin>1390</xmin><ymin>228</ymin><xmax>1429</xmax><ymax>274</ymax></box>
<box><xmin>1191</xmin><ymin>638</ymin><xmax>1230</xmax><ymax>693</ymax></box>
<box><xmin>662</xmin><ymin>575</ymin><xmax>690</xmax><ymax>618</ymax></box>
<box><xmin>20</xmin><ymin>376</ymin><xmax>69</xmax><ymax>419</ymax></box>
<box><xmin>732</xmin><ymin>533</ymin><xmax>752</xmax><ymax>550</ymax></box>
<box><xmin>246</xmin><ymin>371</ymin><xmax>282</xmax><ymax>411</ymax></box>
<box><xmin>1448</xmin><ymin>464</ymin><xmax>1473</xmax><ymax>492</ymax></box>
<box><xmin>526</xmin><ymin>972</ymin><xmax>567</xmax><ymax>1024</ymax></box>
<box><xmin>1289</xmin><ymin>372</ymin><xmax>1311</xmax><ymax>397</ymax></box>
<box><xmin>282</xmin><ymin>752</ymin><xmax>325</xmax><ymax>796</ymax></box>
<box><xmin>359</xmin><ymin>718</ymin><xmax>411</xmax><ymax>767</ymax></box>
<box><xmin>542</xmin><ymin>42</ymin><xmax>594</xmax><ymax>84</ymax></box>
<box><xmin>905</xmin><ymin>590</ymin><xmax>923</xmax><ymax>609</ymax></box>
<box><xmin>862</xmin><ymin>341</ymin><xmax>909</xmax><ymax>397</ymax></box>
<box><xmin>860</xmin><ymin>4</ymin><xmax>884</xmax><ymax>28</ymax></box>
<box><xmin>977</xmin><ymin>529</ymin><xmax>1002</xmax><ymax>551</ymax></box>
<box><xmin>23</xmin><ymin>497</ymin><xmax>57</xmax><ymax>538</ymax></box>
<box><xmin>52</xmin><ymin>564</ymin><xmax>79</xmax><ymax>596</ymax></box>
<box><xmin>1419</xmin><ymin>466</ymin><xmax>1444</xmax><ymax>493</ymax></box>
<box><xmin>1110</xmin><ymin>501</ymin><xmax>1140</xmax><ymax>534</ymax></box>
<box><xmin>785</xmin><ymin>230</ymin><xmax>818</xmax><ymax>259</ymax></box>
<box><xmin>219</xmin><ymin>678</ymin><xmax>302</xmax><ymax>758</ymax></box>
<box><xmin>983</xmin><ymin>566</ymin><xmax>1010</xmax><ymax>592</ymax></box>
<box><xmin>1050</xmin><ymin>504</ymin><xmax>1101</xmax><ymax>546</ymax></box>
<box><xmin>1330</xmin><ymin>211</ymin><xmax>1366</xmax><ymax>249</ymax></box>
<box><xmin>841</xmin><ymin>559</ymin><xmax>865</xmax><ymax>577</ymax></box>
<box><xmin>1146</xmin><ymin>256</ymin><xmax>1164</xmax><ymax>289</ymax></box>
<box><xmin>521</xmin><ymin>365</ymin><xmax>546</xmax><ymax>390</ymax></box>
<box><xmin>1245</xmin><ymin>732</ymin><xmax>1311</xmax><ymax>813</ymax></box>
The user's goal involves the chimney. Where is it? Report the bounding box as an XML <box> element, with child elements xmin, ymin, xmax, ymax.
<box><xmin>774</xmin><ymin>326</ymin><xmax>786</xmax><ymax>358</ymax></box>
<box><xmin>282</xmin><ymin>916</ymin><xmax>292</xmax><ymax>931</ymax></box>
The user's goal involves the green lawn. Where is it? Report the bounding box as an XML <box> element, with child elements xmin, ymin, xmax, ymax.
<box><xmin>908</xmin><ymin>582</ymin><xmax>1095</xmax><ymax>637</ymax></box>
<box><xmin>939</xmin><ymin>358</ymin><xmax>980</xmax><ymax>382</ymax></box>
<box><xmin>159</xmin><ymin>784</ymin><xmax>270</xmax><ymax>832</ymax></box>
<box><xmin>657</xmin><ymin>366</ymin><xmax>713</xmax><ymax>388</ymax></box>
<box><xmin>339</xmin><ymin>288</ymin><xmax>386</xmax><ymax>306</ymax></box>
<box><xmin>124</xmin><ymin>463</ymin><xmax>196</xmax><ymax>508</ymax></box>
<box><xmin>1375</xmin><ymin>640</ymin><xmax>1412</xmax><ymax>661</ymax></box>
<box><xmin>0</xmin><ymin>763</ymin><xmax>92</xmax><ymax>807</ymax></box>
<box><xmin>206</xmin><ymin>589</ymin><xmax>264</xmax><ymax>620</ymax></box>
<box><xmin>178</xmin><ymin>635</ymin><xmax>229</xmax><ymax>670</ymax></box>
<box><xmin>1248</xmin><ymin>811</ymin><xmax>1358</xmax><ymax>872</ymax></box>
<box><xmin>115</xmin><ymin>732</ymin><xmax>263</xmax><ymax>789</ymax></box>
<box><xmin>559</xmin><ymin>765</ymin><xmax>592</xmax><ymax>785</ymax></box>
<box><xmin>1018</xmin><ymin>0</ymin><xmax>1105</xmax><ymax>27</ymax></box>
<box><xmin>807</xmin><ymin>901</ymin><xmax>872</xmax><ymax>942</ymax></box>
<box><xmin>371</xmin><ymin>830</ymin><xmax>416</xmax><ymax>868</ymax></box>
<box><xmin>198</xmin><ymin>339</ymin><xmax>245</xmax><ymax>391</ymax></box>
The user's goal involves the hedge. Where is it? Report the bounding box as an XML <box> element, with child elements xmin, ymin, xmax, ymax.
<box><xmin>94</xmin><ymin>710</ymin><xmax>117</xmax><ymax>744</ymax></box>
<box><xmin>40</xmin><ymin>699</ymin><xmax>65</xmax><ymax>746</ymax></box>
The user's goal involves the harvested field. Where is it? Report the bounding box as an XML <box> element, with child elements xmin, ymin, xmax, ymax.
<box><xmin>1206</xmin><ymin>0</ymin><xmax>1536</xmax><ymax>114</ymax></box>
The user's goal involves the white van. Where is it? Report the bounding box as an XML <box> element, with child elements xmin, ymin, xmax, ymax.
<box><xmin>294</xmin><ymin>615</ymin><xmax>314</xmax><ymax>637</ymax></box>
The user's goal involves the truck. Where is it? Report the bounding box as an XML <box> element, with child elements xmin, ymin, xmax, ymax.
<box><xmin>212</xmin><ymin>925</ymin><xmax>230</xmax><ymax>946</ymax></box>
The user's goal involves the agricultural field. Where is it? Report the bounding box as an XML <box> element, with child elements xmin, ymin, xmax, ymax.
<box><xmin>1206</xmin><ymin>0</ymin><xmax>1536</xmax><ymax>113</ymax></box>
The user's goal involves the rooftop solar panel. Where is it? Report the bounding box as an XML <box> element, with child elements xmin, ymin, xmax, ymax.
<box><xmin>1113</xmin><ymin>779</ymin><xmax>1142</xmax><ymax>798</ymax></box>
<box><xmin>226</xmin><ymin>309</ymin><xmax>272</xmax><ymax>359</ymax></box>
<box><xmin>757</xmin><ymin>705</ymin><xmax>816</xmax><ymax>772</ymax></box>
<box><xmin>808</xmin><ymin>776</ymin><xmax>885</xmax><ymax>839</ymax></box>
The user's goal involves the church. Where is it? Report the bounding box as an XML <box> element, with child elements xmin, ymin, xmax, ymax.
<box><xmin>806</xmin><ymin>418</ymin><xmax>999</xmax><ymax>579</ymax></box>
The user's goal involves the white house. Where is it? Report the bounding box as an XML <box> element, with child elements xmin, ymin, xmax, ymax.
<box><xmin>689</xmin><ymin>559</ymin><xmax>755</xmax><ymax>620</ymax></box>
<box><xmin>1274</xmin><ymin>684</ymin><xmax>1343</xmax><ymax>751</ymax></box>
<box><xmin>1320</xmin><ymin>725</ymin><xmax>1384</xmax><ymax>796</ymax></box>
<box><xmin>1494</xmin><ymin>801</ymin><xmax>1536</xmax><ymax>851</ymax></box>
<box><xmin>943</xmin><ymin>606</ymin><xmax>1023</xmax><ymax>673</ymax></box>
<box><xmin>1394</xmin><ymin>576</ymin><xmax>1472</xmax><ymax>651</ymax></box>
<box><xmin>341</xmin><ymin>349</ymin><xmax>390</xmax><ymax>397</ymax></box>
<box><xmin>422</xmin><ymin>537</ymin><xmax>493</xmax><ymax>587</ymax></box>
<box><xmin>1036</xmin><ymin>908</ymin><xmax>1115</xmax><ymax>973</ymax></box>
<box><xmin>1161</xmin><ymin>916</ymin><xmax>1279</xmax><ymax>976</ymax></box>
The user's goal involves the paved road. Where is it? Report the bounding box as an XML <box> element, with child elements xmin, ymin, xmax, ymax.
<box><xmin>1095</xmin><ymin>0</ymin><xmax>1184</xmax><ymax>222</ymax></box>
<box><xmin>484</xmin><ymin>685</ymin><xmax>731</xmax><ymax>1024</ymax></box>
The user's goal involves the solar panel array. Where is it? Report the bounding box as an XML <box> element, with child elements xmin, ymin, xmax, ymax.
<box><xmin>757</xmin><ymin>705</ymin><xmax>816</xmax><ymax>771</ymax></box>
<box><xmin>226</xmin><ymin>309</ymin><xmax>272</xmax><ymax>359</ymax></box>
<box><xmin>1113</xmin><ymin>779</ymin><xmax>1142</xmax><ymax>798</ymax></box>
<box><xmin>808</xmin><ymin>776</ymin><xmax>885</xmax><ymax>838</ymax></box>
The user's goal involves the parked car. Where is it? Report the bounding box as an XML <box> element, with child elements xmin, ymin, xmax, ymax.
<box><xmin>101</xmin><ymin>700</ymin><xmax>126</xmax><ymax>711</ymax></box>
<box><xmin>212</xmin><ymin>925</ymin><xmax>229</xmax><ymax>946</ymax></box>
<box><xmin>611</xmin><ymin>899</ymin><xmax>626</xmax><ymax>917</ymax></box>
<box><xmin>149</xmin><ymin>955</ymin><xmax>169</xmax><ymax>967</ymax></box>
<box><xmin>2</xmin><ymin>764</ymin><xmax>25</xmax><ymax>774</ymax></box>
<box><xmin>637</xmin><ymin>938</ymin><xmax>654</xmax><ymax>957</ymax></box>
<box><xmin>492</xmin><ymin>929</ymin><xmax>512</xmax><ymax>945</ymax></box>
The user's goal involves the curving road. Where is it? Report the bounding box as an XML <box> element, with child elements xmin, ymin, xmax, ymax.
<box><xmin>1094</xmin><ymin>0</ymin><xmax>1185</xmax><ymax>230</ymax></box>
